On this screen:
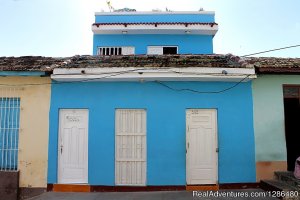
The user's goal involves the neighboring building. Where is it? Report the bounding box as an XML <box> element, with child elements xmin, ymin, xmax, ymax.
<box><xmin>47</xmin><ymin>55</ymin><xmax>257</xmax><ymax>191</ymax></box>
<box><xmin>0</xmin><ymin>57</ymin><xmax>60</xmax><ymax>199</ymax></box>
<box><xmin>92</xmin><ymin>11</ymin><xmax>218</xmax><ymax>56</ymax></box>
<box><xmin>252</xmin><ymin>57</ymin><xmax>300</xmax><ymax>181</ymax></box>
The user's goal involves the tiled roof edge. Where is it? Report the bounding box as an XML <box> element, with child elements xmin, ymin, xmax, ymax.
<box><xmin>1</xmin><ymin>54</ymin><xmax>299</xmax><ymax>73</ymax></box>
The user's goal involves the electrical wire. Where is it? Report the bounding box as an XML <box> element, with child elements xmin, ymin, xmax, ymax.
<box><xmin>0</xmin><ymin>68</ymin><xmax>148</xmax><ymax>87</ymax></box>
<box><xmin>155</xmin><ymin>74</ymin><xmax>251</xmax><ymax>94</ymax></box>
<box><xmin>241</xmin><ymin>44</ymin><xmax>300</xmax><ymax>57</ymax></box>
<box><xmin>0</xmin><ymin>69</ymin><xmax>253</xmax><ymax>94</ymax></box>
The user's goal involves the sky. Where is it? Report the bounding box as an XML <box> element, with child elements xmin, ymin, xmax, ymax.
<box><xmin>0</xmin><ymin>0</ymin><xmax>299</xmax><ymax>58</ymax></box>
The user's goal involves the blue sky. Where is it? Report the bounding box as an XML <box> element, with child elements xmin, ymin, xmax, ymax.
<box><xmin>0</xmin><ymin>0</ymin><xmax>299</xmax><ymax>57</ymax></box>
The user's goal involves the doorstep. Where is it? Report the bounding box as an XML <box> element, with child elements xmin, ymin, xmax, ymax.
<box><xmin>186</xmin><ymin>185</ymin><xmax>219</xmax><ymax>191</ymax></box>
<box><xmin>52</xmin><ymin>184</ymin><xmax>91</xmax><ymax>192</ymax></box>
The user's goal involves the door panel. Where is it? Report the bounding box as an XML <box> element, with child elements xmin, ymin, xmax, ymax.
<box><xmin>115</xmin><ymin>109</ymin><xmax>146</xmax><ymax>186</ymax></box>
<box><xmin>186</xmin><ymin>109</ymin><xmax>218</xmax><ymax>185</ymax></box>
<box><xmin>58</xmin><ymin>109</ymin><xmax>88</xmax><ymax>184</ymax></box>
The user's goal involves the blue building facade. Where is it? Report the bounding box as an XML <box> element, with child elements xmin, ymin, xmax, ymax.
<box><xmin>48</xmin><ymin>80</ymin><xmax>256</xmax><ymax>185</ymax></box>
<box><xmin>47</xmin><ymin>11</ymin><xmax>257</xmax><ymax>189</ymax></box>
<box><xmin>92</xmin><ymin>12</ymin><xmax>218</xmax><ymax>55</ymax></box>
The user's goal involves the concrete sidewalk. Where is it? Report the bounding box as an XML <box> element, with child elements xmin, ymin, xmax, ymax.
<box><xmin>28</xmin><ymin>189</ymin><xmax>279</xmax><ymax>200</ymax></box>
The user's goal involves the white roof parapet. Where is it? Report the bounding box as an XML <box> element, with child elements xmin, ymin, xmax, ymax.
<box><xmin>92</xmin><ymin>23</ymin><xmax>218</xmax><ymax>35</ymax></box>
<box><xmin>51</xmin><ymin>67</ymin><xmax>256</xmax><ymax>82</ymax></box>
<box><xmin>95</xmin><ymin>11</ymin><xmax>215</xmax><ymax>15</ymax></box>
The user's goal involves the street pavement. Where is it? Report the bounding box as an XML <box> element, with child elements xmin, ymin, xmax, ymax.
<box><xmin>28</xmin><ymin>189</ymin><xmax>280</xmax><ymax>200</ymax></box>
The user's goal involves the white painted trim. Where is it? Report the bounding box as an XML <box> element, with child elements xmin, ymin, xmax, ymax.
<box><xmin>51</xmin><ymin>67</ymin><xmax>256</xmax><ymax>82</ymax></box>
<box><xmin>92</xmin><ymin>24</ymin><xmax>218</xmax><ymax>35</ymax></box>
<box><xmin>95</xmin><ymin>11</ymin><xmax>215</xmax><ymax>15</ymax></box>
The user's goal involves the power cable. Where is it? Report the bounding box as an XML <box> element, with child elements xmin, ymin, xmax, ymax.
<box><xmin>241</xmin><ymin>44</ymin><xmax>300</xmax><ymax>57</ymax></box>
<box><xmin>0</xmin><ymin>69</ymin><xmax>137</xmax><ymax>87</ymax></box>
<box><xmin>0</xmin><ymin>69</ymin><xmax>253</xmax><ymax>94</ymax></box>
<box><xmin>155</xmin><ymin>74</ymin><xmax>251</xmax><ymax>94</ymax></box>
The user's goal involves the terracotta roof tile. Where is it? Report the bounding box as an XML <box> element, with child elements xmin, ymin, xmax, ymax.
<box><xmin>248</xmin><ymin>57</ymin><xmax>300</xmax><ymax>74</ymax></box>
<box><xmin>0</xmin><ymin>54</ymin><xmax>299</xmax><ymax>73</ymax></box>
<box><xmin>0</xmin><ymin>54</ymin><xmax>249</xmax><ymax>72</ymax></box>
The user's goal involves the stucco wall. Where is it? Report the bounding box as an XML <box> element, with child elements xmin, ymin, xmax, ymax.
<box><xmin>252</xmin><ymin>75</ymin><xmax>300</xmax><ymax>180</ymax></box>
<box><xmin>0</xmin><ymin>77</ymin><xmax>50</xmax><ymax>188</ymax></box>
<box><xmin>48</xmin><ymin>81</ymin><xmax>255</xmax><ymax>185</ymax></box>
<box><xmin>93</xmin><ymin>34</ymin><xmax>213</xmax><ymax>55</ymax></box>
<box><xmin>95</xmin><ymin>13</ymin><xmax>215</xmax><ymax>23</ymax></box>
<box><xmin>93</xmin><ymin>13</ymin><xmax>215</xmax><ymax>55</ymax></box>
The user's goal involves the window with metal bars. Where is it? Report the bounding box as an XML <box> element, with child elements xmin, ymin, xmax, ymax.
<box><xmin>0</xmin><ymin>97</ymin><xmax>20</xmax><ymax>171</ymax></box>
<box><xmin>97</xmin><ymin>46</ymin><xmax>135</xmax><ymax>56</ymax></box>
<box><xmin>98</xmin><ymin>47</ymin><xmax>122</xmax><ymax>56</ymax></box>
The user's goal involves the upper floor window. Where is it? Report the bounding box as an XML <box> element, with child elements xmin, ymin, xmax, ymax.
<box><xmin>147</xmin><ymin>46</ymin><xmax>178</xmax><ymax>55</ymax></box>
<box><xmin>97</xmin><ymin>46</ymin><xmax>135</xmax><ymax>56</ymax></box>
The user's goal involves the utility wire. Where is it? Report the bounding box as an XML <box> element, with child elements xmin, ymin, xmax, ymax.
<box><xmin>0</xmin><ymin>69</ymin><xmax>252</xmax><ymax>94</ymax></box>
<box><xmin>155</xmin><ymin>74</ymin><xmax>251</xmax><ymax>94</ymax></box>
<box><xmin>0</xmin><ymin>69</ymin><xmax>252</xmax><ymax>87</ymax></box>
<box><xmin>0</xmin><ymin>69</ymin><xmax>138</xmax><ymax>87</ymax></box>
<box><xmin>241</xmin><ymin>44</ymin><xmax>300</xmax><ymax>57</ymax></box>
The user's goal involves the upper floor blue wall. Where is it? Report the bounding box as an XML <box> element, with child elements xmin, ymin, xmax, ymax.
<box><xmin>95</xmin><ymin>13</ymin><xmax>215</xmax><ymax>23</ymax></box>
<box><xmin>93</xmin><ymin>34</ymin><xmax>213</xmax><ymax>55</ymax></box>
<box><xmin>93</xmin><ymin>12</ymin><xmax>216</xmax><ymax>55</ymax></box>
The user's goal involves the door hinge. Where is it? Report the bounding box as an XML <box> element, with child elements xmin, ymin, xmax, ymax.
<box><xmin>216</xmin><ymin>147</ymin><xmax>219</xmax><ymax>153</ymax></box>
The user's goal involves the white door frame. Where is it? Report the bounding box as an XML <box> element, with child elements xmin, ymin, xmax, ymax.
<box><xmin>58</xmin><ymin>109</ymin><xmax>89</xmax><ymax>184</ymax></box>
<box><xmin>186</xmin><ymin>109</ymin><xmax>218</xmax><ymax>185</ymax></box>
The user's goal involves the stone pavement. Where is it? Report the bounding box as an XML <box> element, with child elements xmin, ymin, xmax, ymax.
<box><xmin>28</xmin><ymin>189</ymin><xmax>280</xmax><ymax>200</ymax></box>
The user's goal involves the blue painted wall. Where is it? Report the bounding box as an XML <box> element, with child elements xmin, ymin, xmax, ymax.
<box><xmin>48</xmin><ymin>81</ymin><xmax>256</xmax><ymax>185</ymax></box>
<box><xmin>93</xmin><ymin>13</ymin><xmax>216</xmax><ymax>55</ymax></box>
<box><xmin>0</xmin><ymin>71</ymin><xmax>45</xmax><ymax>76</ymax></box>
<box><xmin>93</xmin><ymin>34</ymin><xmax>213</xmax><ymax>55</ymax></box>
<box><xmin>95</xmin><ymin>13</ymin><xmax>215</xmax><ymax>23</ymax></box>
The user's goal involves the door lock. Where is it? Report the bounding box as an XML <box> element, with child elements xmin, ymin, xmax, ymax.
<box><xmin>60</xmin><ymin>145</ymin><xmax>63</xmax><ymax>154</ymax></box>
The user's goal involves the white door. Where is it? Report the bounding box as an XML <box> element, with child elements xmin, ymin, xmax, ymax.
<box><xmin>115</xmin><ymin>109</ymin><xmax>146</xmax><ymax>186</ymax></box>
<box><xmin>186</xmin><ymin>109</ymin><xmax>218</xmax><ymax>185</ymax></box>
<box><xmin>58</xmin><ymin>109</ymin><xmax>88</xmax><ymax>184</ymax></box>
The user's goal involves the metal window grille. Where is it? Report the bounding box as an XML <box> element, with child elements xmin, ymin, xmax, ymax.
<box><xmin>97</xmin><ymin>47</ymin><xmax>135</xmax><ymax>56</ymax></box>
<box><xmin>0</xmin><ymin>87</ymin><xmax>21</xmax><ymax>171</ymax></box>
<box><xmin>97</xmin><ymin>47</ymin><xmax>122</xmax><ymax>56</ymax></box>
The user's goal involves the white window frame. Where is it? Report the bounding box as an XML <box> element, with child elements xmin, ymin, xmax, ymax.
<box><xmin>97</xmin><ymin>46</ymin><xmax>135</xmax><ymax>56</ymax></box>
<box><xmin>147</xmin><ymin>46</ymin><xmax>178</xmax><ymax>55</ymax></box>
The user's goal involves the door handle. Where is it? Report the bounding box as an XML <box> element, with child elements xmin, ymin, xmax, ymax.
<box><xmin>216</xmin><ymin>148</ymin><xmax>219</xmax><ymax>152</ymax></box>
<box><xmin>186</xmin><ymin>142</ymin><xmax>189</xmax><ymax>154</ymax></box>
<box><xmin>60</xmin><ymin>145</ymin><xmax>63</xmax><ymax>154</ymax></box>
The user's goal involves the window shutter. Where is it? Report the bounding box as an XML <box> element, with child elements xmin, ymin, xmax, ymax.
<box><xmin>147</xmin><ymin>46</ymin><xmax>163</xmax><ymax>55</ymax></box>
<box><xmin>122</xmin><ymin>47</ymin><xmax>135</xmax><ymax>55</ymax></box>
